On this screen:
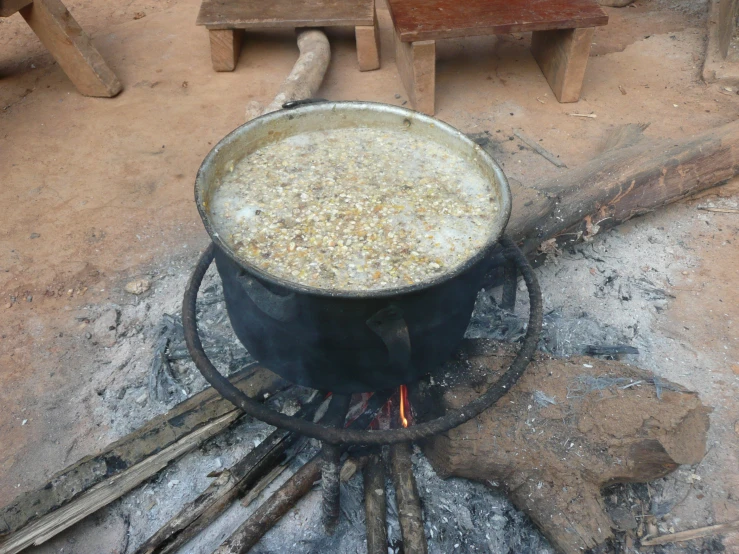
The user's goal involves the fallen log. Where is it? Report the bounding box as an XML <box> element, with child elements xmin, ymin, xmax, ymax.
<box><xmin>0</xmin><ymin>365</ymin><xmax>288</xmax><ymax>549</ymax></box>
<box><xmin>504</xmin><ymin>118</ymin><xmax>739</xmax><ymax>255</ymax></box>
<box><xmin>414</xmin><ymin>339</ymin><xmax>711</xmax><ymax>554</ymax></box>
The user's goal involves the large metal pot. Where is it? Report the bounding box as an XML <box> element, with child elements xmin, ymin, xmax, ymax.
<box><xmin>195</xmin><ymin>102</ymin><xmax>512</xmax><ymax>393</ymax></box>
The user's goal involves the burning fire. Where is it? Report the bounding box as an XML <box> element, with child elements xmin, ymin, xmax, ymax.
<box><xmin>399</xmin><ymin>384</ymin><xmax>409</xmax><ymax>428</ymax></box>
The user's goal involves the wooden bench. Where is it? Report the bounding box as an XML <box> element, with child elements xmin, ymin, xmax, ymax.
<box><xmin>386</xmin><ymin>0</ymin><xmax>608</xmax><ymax>115</ymax></box>
<box><xmin>1</xmin><ymin>0</ymin><xmax>121</xmax><ymax>97</ymax></box>
<box><xmin>196</xmin><ymin>0</ymin><xmax>380</xmax><ymax>72</ymax></box>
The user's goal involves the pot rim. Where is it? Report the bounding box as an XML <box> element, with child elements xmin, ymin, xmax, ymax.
<box><xmin>195</xmin><ymin>101</ymin><xmax>512</xmax><ymax>299</ymax></box>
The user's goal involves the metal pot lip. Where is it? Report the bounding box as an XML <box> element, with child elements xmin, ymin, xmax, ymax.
<box><xmin>196</xmin><ymin>100</ymin><xmax>512</xmax><ymax>299</ymax></box>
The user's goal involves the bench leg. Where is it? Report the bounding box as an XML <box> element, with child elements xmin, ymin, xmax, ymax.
<box><xmin>394</xmin><ymin>33</ymin><xmax>435</xmax><ymax>115</ymax></box>
<box><xmin>20</xmin><ymin>0</ymin><xmax>122</xmax><ymax>97</ymax></box>
<box><xmin>531</xmin><ymin>27</ymin><xmax>594</xmax><ymax>103</ymax></box>
<box><xmin>209</xmin><ymin>29</ymin><xmax>243</xmax><ymax>71</ymax></box>
<box><xmin>355</xmin><ymin>8</ymin><xmax>380</xmax><ymax>71</ymax></box>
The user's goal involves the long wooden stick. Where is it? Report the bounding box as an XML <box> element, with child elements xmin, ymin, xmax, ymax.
<box><xmin>320</xmin><ymin>394</ymin><xmax>352</xmax><ymax>533</ymax></box>
<box><xmin>364</xmin><ymin>451</ymin><xmax>388</xmax><ymax>554</ymax></box>
<box><xmin>0</xmin><ymin>412</ymin><xmax>239</xmax><ymax>554</ymax></box>
<box><xmin>0</xmin><ymin>366</ymin><xmax>288</xmax><ymax>543</ymax></box>
<box><xmin>216</xmin><ymin>455</ymin><xmax>323</xmax><ymax>554</ymax></box>
<box><xmin>640</xmin><ymin>519</ymin><xmax>739</xmax><ymax>546</ymax></box>
<box><xmin>390</xmin><ymin>442</ymin><xmax>427</xmax><ymax>554</ymax></box>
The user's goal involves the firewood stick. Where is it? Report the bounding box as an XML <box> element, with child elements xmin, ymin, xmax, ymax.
<box><xmin>697</xmin><ymin>206</ymin><xmax>739</xmax><ymax>213</ymax></box>
<box><xmin>389</xmin><ymin>442</ymin><xmax>427</xmax><ymax>554</ymax></box>
<box><xmin>0</xmin><ymin>365</ymin><xmax>288</xmax><ymax>544</ymax></box>
<box><xmin>215</xmin><ymin>454</ymin><xmax>323</xmax><ymax>554</ymax></box>
<box><xmin>640</xmin><ymin>519</ymin><xmax>739</xmax><ymax>546</ymax></box>
<box><xmin>363</xmin><ymin>451</ymin><xmax>388</xmax><ymax>554</ymax></box>
<box><xmin>134</xmin><ymin>394</ymin><xmax>323</xmax><ymax>554</ymax></box>
<box><xmin>321</xmin><ymin>394</ymin><xmax>352</xmax><ymax>533</ymax></box>
<box><xmin>215</xmin><ymin>391</ymin><xmax>392</xmax><ymax>554</ymax></box>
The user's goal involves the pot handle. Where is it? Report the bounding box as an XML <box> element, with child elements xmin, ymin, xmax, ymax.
<box><xmin>366</xmin><ymin>305</ymin><xmax>411</xmax><ymax>375</ymax></box>
<box><xmin>238</xmin><ymin>274</ymin><xmax>298</xmax><ymax>323</ymax></box>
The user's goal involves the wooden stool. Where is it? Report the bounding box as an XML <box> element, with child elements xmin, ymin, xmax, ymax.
<box><xmin>1</xmin><ymin>0</ymin><xmax>121</xmax><ymax>97</ymax></box>
<box><xmin>386</xmin><ymin>0</ymin><xmax>608</xmax><ymax>115</ymax></box>
<box><xmin>196</xmin><ymin>0</ymin><xmax>380</xmax><ymax>72</ymax></box>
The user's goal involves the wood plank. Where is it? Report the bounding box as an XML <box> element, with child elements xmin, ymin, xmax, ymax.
<box><xmin>718</xmin><ymin>0</ymin><xmax>739</xmax><ymax>58</ymax></box>
<box><xmin>355</xmin><ymin>6</ymin><xmax>380</xmax><ymax>72</ymax></box>
<box><xmin>209</xmin><ymin>29</ymin><xmax>243</xmax><ymax>71</ymax></box>
<box><xmin>196</xmin><ymin>0</ymin><xmax>373</xmax><ymax>30</ymax></box>
<box><xmin>394</xmin><ymin>34</ymin><xmax>435</xmax><ymax>115</ymax></box>
<box><xmin>0</xmin><ymin>0</ymin><xmax>31</xmax><ymax>18</ymax></box>
<box><xmin>0</xmin><ymin>365</ymin><xmax>287</xmax><ymax>539</ymax></box>
<box><xmin>0</xmin><ymin>413</ymin><xmax>239</xmax><ymax>554</ymax></box>
<box><xmin>386</xmin><ymin>0</ymin><xmax>607</xmax><ymax>43</ymax></box>
<box><xmin>531</xmin><ymin>27</ymin><xmax>594</xmax><ymax>103</ymax></box>
<box><xmin>19</xmin><ymin>0</ymin><xmax>121</xmax><ymax>97</ymax></box>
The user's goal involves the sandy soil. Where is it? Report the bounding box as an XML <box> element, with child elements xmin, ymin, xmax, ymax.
<box><xmin>1</xmin><ymin>0</ymin><xmax>738</xmax><ymax>551</ymax></box>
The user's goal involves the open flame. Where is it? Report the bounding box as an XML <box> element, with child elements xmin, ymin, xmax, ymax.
<box><xmin>399</xmin><ymin>384</ymin><xmax>409</xmax><ymax>428</ymax></box>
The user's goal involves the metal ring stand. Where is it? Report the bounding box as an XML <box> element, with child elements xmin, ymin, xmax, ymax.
<box><xmin>182</xmin><ymin>235</ymin><xmax>542</xmax><ymax>446</ymax></box>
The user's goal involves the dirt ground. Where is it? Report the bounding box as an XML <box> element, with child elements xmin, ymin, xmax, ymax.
<box><xmin>1</xmin><ymin>0</ymin><xmax>738</xmax><ymax>552</ymax></box>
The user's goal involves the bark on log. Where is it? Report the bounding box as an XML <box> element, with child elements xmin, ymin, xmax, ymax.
<box><xmin>504</xmin><ymin>119</ymin><xmax>739</xmax><ymax>256</ymax></box>
<box><xmin>0</xmin><ymin>366</ymin><xmax>287</xmax><ymax>540</ymax></box>
<box><xmin>414</xmin><ymin>340</ymin><xmax>711</xmax><ymax>554</ymax></box>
